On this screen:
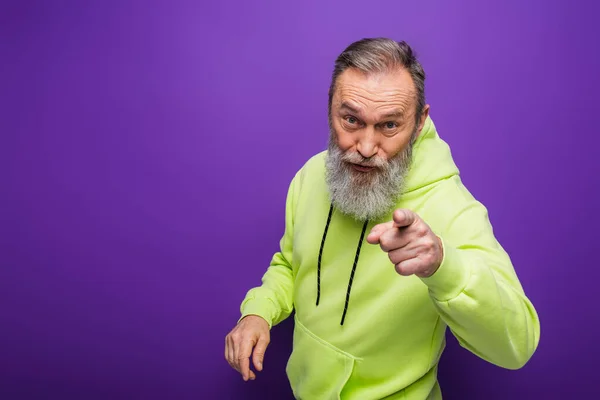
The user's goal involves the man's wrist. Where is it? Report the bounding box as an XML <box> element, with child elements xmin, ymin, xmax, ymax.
<box><xmin>419</xmin><ymin>237</ymin><xmax>470</xmax><ymax>301</ymax></box>
<box><xmin>240</xmin><ymin>314</ymin><xmax>267</xmax><ymax>324</ymax></box>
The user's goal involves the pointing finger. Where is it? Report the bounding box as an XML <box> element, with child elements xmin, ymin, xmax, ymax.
<box><xmin>367</xmin><ymin>221</ymin><xmax>394</xmax><ymax>244</ymax></box>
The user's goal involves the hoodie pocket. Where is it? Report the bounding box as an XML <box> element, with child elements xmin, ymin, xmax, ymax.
<box><xmin>286</xmin><ymin>315</ymin><xmax>360</xmax><ymax>400</ymax></box>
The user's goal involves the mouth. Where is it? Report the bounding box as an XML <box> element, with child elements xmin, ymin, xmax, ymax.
<box><xmin>350</xmin><ymin>163</ymin><xmax>375</xmax><ymax>173</ymax></box>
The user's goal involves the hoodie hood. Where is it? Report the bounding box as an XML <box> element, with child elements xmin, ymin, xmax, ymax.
<box><xmin>403</xmin><ymin>116</ymin><xmax>460</xmax><ymax>193</ymax></box>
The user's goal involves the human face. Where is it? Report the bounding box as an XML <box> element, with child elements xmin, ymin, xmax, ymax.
<box><xmin>325</xmin><ymin>67</ymin><xmax>429</xmax><ymax>221</ymax></box>
<box><xmin>330</xmin><ymin>67</ymin><xmax>429</xmax><ymax>170</ymax></box>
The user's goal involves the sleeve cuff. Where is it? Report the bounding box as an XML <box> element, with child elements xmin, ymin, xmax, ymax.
<box><xmin>420</xmin><ymin>237</ymin><xmax>471</xmax><ymax>301</ymax></box>
<box><xmin>239</xmin><ymin>297</ymin><xmax>276</xmax><ymax>328</ymax></box>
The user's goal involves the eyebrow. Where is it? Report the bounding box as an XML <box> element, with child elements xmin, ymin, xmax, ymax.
<box><xmin>339</xmin><ymin>102</ymin><xmax>361</xmax><ymax>115</ymax></box>
<box><xmin>339</xmin><ymin>102</ymin><xmax>405</xmax><ymax>120</ymax></box>
<box><xmin>380</xmin><ymin>110</ymin><xmax>405</xmax><ymax>120</ymax></box>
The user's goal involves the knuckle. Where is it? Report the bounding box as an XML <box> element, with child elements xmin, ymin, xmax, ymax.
<box><xmin>429</xmin><ymin>242</ymin><xmax>437</xmax><ymax>254</ymax></box>
<box><xmin>423</xmin><ymin>239</ymin><xmax>434</xmax><ymax>251</ymax></box>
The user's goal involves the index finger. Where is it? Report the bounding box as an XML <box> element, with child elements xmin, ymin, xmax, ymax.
<box><xmin>393</xmin><ymin>209</ymin><xmax>416</xmax><ymax>228</ymax></box>
<box><xmin>367</xmin><ymin>221</ymin><xmax>394</xmax><ymax>244</ymax></box>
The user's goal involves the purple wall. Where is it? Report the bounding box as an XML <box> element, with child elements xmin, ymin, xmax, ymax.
<box><xmin>2</xmin><ymin>1</ymin><xmax>599</xmax><ymax>399</ymax></box>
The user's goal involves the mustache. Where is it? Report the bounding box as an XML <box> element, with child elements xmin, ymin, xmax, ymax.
<box><xmin>341</xmin><ymin>151</ymin><xmax>387</xmax><ymax>168</ymax></box>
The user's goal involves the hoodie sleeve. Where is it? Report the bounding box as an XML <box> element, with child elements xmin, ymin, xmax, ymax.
<box><xmin>419</xmin><ymin>176</ymin><xmax>540</xmax><ymax>370</ymax></box>
<box><xmin>238</xmin><ymin>172</ymin><xmax>299</xmax><ymax>328</ymax></box>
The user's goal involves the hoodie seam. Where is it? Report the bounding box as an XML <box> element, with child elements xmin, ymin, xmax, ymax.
<box><xmin>401</xmin><ymin>174</ymin><xmax>457</xmax><ymax>195</ymax></box>
<box><xmin>294</xmin><ymin>315</ymin><xmax>363</xmax><ymax>361</ymax></box>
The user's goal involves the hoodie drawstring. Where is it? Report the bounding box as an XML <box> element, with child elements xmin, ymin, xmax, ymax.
<box><xmin>316</xmin><ymin>204</ymin><xmax>334</xmax><ymax>306</ymax></box>
<box><xmin>340</xmin><ymin>219</ymin><xmax>369</xmax><ymax>325</ymax></box>
<box><xmin>316</xmin><ymin>204</ymin><xmax>369</xmax><ymax>325</ymax></box>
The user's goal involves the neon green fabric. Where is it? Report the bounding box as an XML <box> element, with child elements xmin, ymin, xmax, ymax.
<box><xmin>240</xmin><ymin>116</ymin><xmax>540</xmax><ymax>399</ymax></box>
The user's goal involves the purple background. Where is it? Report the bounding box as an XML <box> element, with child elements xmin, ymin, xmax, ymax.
<box><xmin>2</xmin><ymin>1</ymin><xmax>599</xmax><ymax>399</ymax></box>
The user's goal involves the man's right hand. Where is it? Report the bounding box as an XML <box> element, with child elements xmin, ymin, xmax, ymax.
<box><xmin>225</xmin><ymin>315</ymin><xmax>270</xmax><ymax>381</ymax></box>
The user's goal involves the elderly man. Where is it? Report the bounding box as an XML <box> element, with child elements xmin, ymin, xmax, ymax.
<box><xmin>225</xmin><ymin>38</ymin><xmax>540</xmax><ymax>399</ymax></box>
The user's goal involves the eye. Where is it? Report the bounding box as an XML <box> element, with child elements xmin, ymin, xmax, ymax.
<box><xmin>345</xmin><ymin>116</ymin><xmax>358</xmax><ymax>125</ymax></box>
<box><xmin>384</xmin><ymin>121</ymin><xmax>397</xmax><ymax>130</ymax></box>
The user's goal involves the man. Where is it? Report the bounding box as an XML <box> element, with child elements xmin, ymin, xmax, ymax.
<box><xmin>225</xmin><ymin>38</ymin><xmax>540</xmax><ymax>399</ymax></box>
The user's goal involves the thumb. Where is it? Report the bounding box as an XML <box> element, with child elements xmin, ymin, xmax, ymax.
<box><xmin>367</xmin><ymin>221</ymin><xmax>394</xmax><ymax>244</ymax></box>
<box><xmin>393</xmin><ymin>209</ymin><xmax>417</xmax><ymax>228</ymax></box>
<box><xmin>252</xmin><ymin>335</ymin><xmax>269</xmax><ymax>372</ymax></box>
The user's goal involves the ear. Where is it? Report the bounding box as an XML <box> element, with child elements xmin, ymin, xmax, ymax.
<box><xmin>415</xmin><ymin>104</ymin><xmax>430</xmax><ymax>137</ymax></box>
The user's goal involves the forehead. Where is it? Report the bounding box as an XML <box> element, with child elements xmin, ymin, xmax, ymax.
<box><xmin>333</xmin><ymin>67</ymin><xmax>416</xmax><ymax>115</ymax></box>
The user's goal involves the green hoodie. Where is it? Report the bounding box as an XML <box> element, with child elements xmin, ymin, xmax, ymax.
<box><xmin>240</xmin><ymin>116</ymin><xmax>540</xmax><ymax>399</ymax></box>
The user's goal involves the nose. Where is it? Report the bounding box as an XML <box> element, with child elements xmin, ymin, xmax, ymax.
<box><xmin>356</xmin><ymin>127</ymin><xmax>378</xmax><ymax>159</ymax></box>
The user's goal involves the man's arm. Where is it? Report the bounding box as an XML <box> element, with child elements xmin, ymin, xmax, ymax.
<box><xmin>368</xmin><ymin>176</ymin><xmax>540</xmax><ymax>370</ymax></box>
<box><xmin>238</xmin><ymin>172</ymin><xmax>299</xmax><ymax>327</ymax></box>
<box><xmin>225</xmin><ymin>171</ymin><xmax>300</xmax><ymax>381</ymax></box>
<box><xmin>419</xmin><ymin>178</ymin><xmax>540</xmax><ymax>369</ymax></box>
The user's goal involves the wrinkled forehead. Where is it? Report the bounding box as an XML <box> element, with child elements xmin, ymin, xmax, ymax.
<box><xmin>333</xmin><ymin>68</ymin><xmax>417</xmax><ymax>119</ymax></box>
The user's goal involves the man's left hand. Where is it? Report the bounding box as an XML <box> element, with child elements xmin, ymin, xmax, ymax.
<box><xmin>367</xmin><ymin>209</ymin><xmax>444</xmax><ymax>278</ymax></box>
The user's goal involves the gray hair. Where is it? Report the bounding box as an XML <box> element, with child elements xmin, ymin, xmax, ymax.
<box><xmin>328</xmin><ymin>38</ymin><xmax>426</xmax><ymax>127</ymax></box>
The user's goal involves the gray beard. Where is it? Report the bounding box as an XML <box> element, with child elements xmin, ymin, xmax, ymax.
<box><xmin>325</xmin><ymin>132</ymin><xmax>415</xmax><ymax>222</ymax></box>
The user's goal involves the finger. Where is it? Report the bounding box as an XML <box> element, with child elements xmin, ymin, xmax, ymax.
<box><xmin>230</xmin><ymin>336</ymin><xmax>238</xmax><ymax>371</ymax></box>
<box><xmin>252</xmin><ymin>335</ymin><xmax>269</xmax><ymax>372</ymax></box>
<box><xmin>226</xmin><ymin>335</ymin><xmax>233</xmax><ymax>367</ymax></box>
<box><xmin>367</xmin><ymin>221</ymin><xmax>394</xmax><ymax>244</ymax></box>
<box><xmin>225</xmin><ymin>336</ymin><xmax>232</xmax><ymax>366</ymax></box>
<box><xmin>378</xmin><ymin>225</ymin><xmax>411</xmax><ymax>252</ymax></box>
<box><xmin>393</xmin><ymin>209</ymin><xmax>417</xmax><ymax>228</ymax></box>
<box><xmin>249</xmin><ymin>370</ymin><xmax>256</xmax><ymax>380</ymax></box>
<box><xmin>233</xmin><ymin>335</ymin><xmax>243</xmax><ymax>372</ymax></box>
<box><xmin>387</xmin><ymin>245</ymin><xmax>419</xmax><ymax>266</ymax></box>
<box><xmin>238</xmin><ymin>338</ymin><xmax>255</xmax><ymax>381</ymax></box>
<box><xmin>395</xmin><ymin>257</ymin><xmax>422</xmax><ymax>276</ymax></box>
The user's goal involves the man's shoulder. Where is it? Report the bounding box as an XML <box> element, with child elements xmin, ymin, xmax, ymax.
<box><xmin>284</xmin><ymin>150</ymin><xmax>327</xmax><ymax>198</ymax></box>
<box><xmin>302</xmin><ymin>150</ymin><xmax>327</xmax><ymax>170</ymax></box>
<box><xmin>293</xmin><ymin>150</ymin><xmax>327</xmax><ymax>181</ymax></box>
